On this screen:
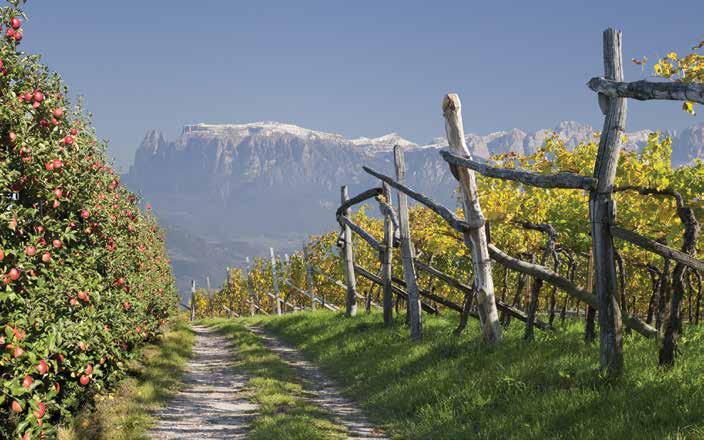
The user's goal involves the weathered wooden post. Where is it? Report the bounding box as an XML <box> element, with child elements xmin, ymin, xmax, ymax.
<box><xmin>206</xmin><ymin>275</ymin><xmax>213</xmax><ymax>318</ymax></box>
<box><xmin>270</xmin><ymin>247</ymin><xmax>282</xmax><ymax>315</ymax></box>
<box><xmin>394</xmin><ymin>146</ymin><xmax>422</xmax><ymax>340</ymax></box>
<box><xmin>303</xmin><ymin>242</ymin><xmax>316</xmax><ymax>310</ymax></box>
<box><xmin>590</xmin><ymin>28</ymin><xmax>626</xmax><ymax>376</ymax></box>
<box><xmin>284</xmin><ymin>254</ymin><xmax>293</xmax><ymax>312</ymax></box>
<box><xmin>442</xmin><ymin>93</ymin><xmax>502</xmax><ymax>344</ymax></box>
<box><xmin>341</xmin><ymin>186</ymin><xmax>358</xmax><ymax>317</ymax></box>
<box><xmin>189</xmin><ymin>279</ymin><xmax>196</xmax><ymax>321</ymax></box>
<box><xmin>380</xmin><ymin>182</ymin><xmax>394</xmax><ymax>326</ymax></box>
<box><xmin>246</xmin><ymin>257</ymin><xmax>256</xmax><ymax>317</ymax></box>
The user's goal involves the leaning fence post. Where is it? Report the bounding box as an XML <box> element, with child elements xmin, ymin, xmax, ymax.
<box><xmin>380</xmin><ymin>182</ymin><xmax>395</xmax><ymax>326</ymax></box>
<box><xmin>340</xmin><ymin>185</ymin><xmax>359</xmax><ymax>317</ymax></box>
<box><xmin>303</xmin><ymin>242</ymin><xmax>317</xmax><ymax>310</ymax></box>
<box><xmin>270</xmin><ymin>247</ymin><xmax>282</xmax><ymax>315</ymax></box>
<box><xmin>590</xmin><ymin>28</ymin><xmax>626</xmax><ymax>376</ymax></box>
<box><xmin>394</xmin><ymin>146</ymin><xmax>422</xmax><ymax>340</ymax></box>
<box><xmin>190</xmin><ymin>279</ymin><xmax>196</xmax><ymax>321</ymax></box>
<box><xmin>442</xmin><ymin>93</ymin><xmax>501</xmax><ymax>344</ymax></box>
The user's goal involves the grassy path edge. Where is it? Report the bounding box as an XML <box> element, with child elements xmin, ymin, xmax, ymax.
<box><xmin>59</xmin><ymin>320</ymin><xmax>195</xmax><ymax>440</ymax></box>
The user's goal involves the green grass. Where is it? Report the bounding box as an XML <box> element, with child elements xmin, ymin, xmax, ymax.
<box><xmin>244</xmin><ymin>310</ymin><xmax>704</xmax><ymax>440</ymax></box>
<box><xmin>60</xmin><ymin>320</ymin><xmax>195</xmax><ymax>440</ymax></box>
<box><xmin>204</xmin><ymin>318</ymin><xmax>347</xmax><ymax>440</ymax></box>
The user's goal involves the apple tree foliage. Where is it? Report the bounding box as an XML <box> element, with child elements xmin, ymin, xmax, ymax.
<box><xmin>0</xmin><ymin>5</ymin><xmax>178</xmax><ymax>438</ymax></box>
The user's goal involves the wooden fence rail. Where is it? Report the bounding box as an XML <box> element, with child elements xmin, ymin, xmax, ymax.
<box><xmin>218</xmin><ymin>28</ymin><xmax>699</xmax><ymax>375</ymax></box>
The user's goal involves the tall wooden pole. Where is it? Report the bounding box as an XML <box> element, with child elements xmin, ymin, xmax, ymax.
<box><xmin>246</xmin><ymin>257</ymin><xmax>256</xmax><ymax>317</ymax></box>
<box><xmin>206</xmin><ymin>275</ymin><xmax>213</xmax><ymax>318</ymax></box>
<box><xmin>270</xmin><ymin>247</ymin><xmax>282</xmax><ymax>315</ymax></box>
<box><xmin>190</xmin><ymin>279</ymin><xmax>196</xmax><ymax>321</ymax></box>
<box><xmin>442</xmin><ymin>93</ymin><xmax>501</xmax><ymax>344</ymax></box>
<box><xmin>303</xmin><ymin>242</ymin><xmax>316</xmax><ymax>310</ymax></box>
<box><xmin>590</xmin><ymin>29</ymin><xmax>626</xmax><ymax>376</ymax></box>
<box><xmin>341</xmin><ymin>186</ymin><xmax>358</xmax><ymax>317</ymax></box>
<box><xmin>394</xmin><ymin>146</ymin><xmax>422</xmax><ymax>340</ymax></box>
<box><xmin>381</xmin><ymin>182</ymin><xmax>395</xmax><ymax>326</ymax></box>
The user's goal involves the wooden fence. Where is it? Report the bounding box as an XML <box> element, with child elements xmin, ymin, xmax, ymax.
<box><xmin>228</xmin><ymin>28</ymin><xmax>702</xmax><ymax>376</ymax></box>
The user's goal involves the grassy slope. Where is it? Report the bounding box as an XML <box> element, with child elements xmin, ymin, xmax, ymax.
<box><xmin>250</xmin><ymin>310</ymin><xmax>704</xmax><ymax>440</ymax></box>
<box><xmin>59</xmin><ymin>320</ymin><xmax>195</xmax><ymax>440</ymax></box>
<box><xmin>204</xmin><ymin>318</ymin><xmax>346</xmax><ymax>440</ymax></box>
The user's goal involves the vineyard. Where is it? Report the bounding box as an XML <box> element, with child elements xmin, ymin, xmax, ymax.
<box><xmin>0</xmin><ymin>4</ymin><xmax>178</xmax><ymax>439</ymax></box>
<box><xmin>198</xmin><ymin>30</ymin><xmax>704</xmax><ymax>382</ymax></box>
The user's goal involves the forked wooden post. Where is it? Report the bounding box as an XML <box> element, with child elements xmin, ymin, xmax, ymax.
<box><xmin>303</xmin><ymin>242</ymin><xmax>316</xmax><ymax>310</ymax></box>
<box><xmin>245</xmin><ymin>257</ymin><xmax>256</xmax><ymax>317</ymax></box>
<box><xmin>270</xmin><ymin>247</ymin><xmax>283</xmax><ymax>315</ymax></box>
<box><xmin>442</xmin><ymin>94</ymin><xmax>502</xmax><ymax>344</ymax></box>
<box><xmin>590</xmin><ymin>28</ymin><xmax>626</xmax><ymax>376</ymax></box>
<box><xmin>189</xmin><ymin>279</ymin><xmax>196</xmax><ymax>321</ymax></box>
<box><xmin>341</xmin><ymin>186</ymin><xmax>359</xmax><ymax>317</ymax></box>
<box><xmin>381</xmin><ymin>182</ymin><xmax>395</xmax><ymax>326</ymax></box>
<box><xmin>394</xmin><ymin>146</ymin><xmax>422</xmax><ymax>340</ymax></box>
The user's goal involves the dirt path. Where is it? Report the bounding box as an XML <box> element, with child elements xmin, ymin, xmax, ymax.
<box><xmin>149</xmin><ymin>325</ymin><xmax>258</xmax><ymax>439</ymax></box>
<box><xmin>249</xmin><ymin>325</ymin><xmax>388</xmax><ymax>440</ymax></box>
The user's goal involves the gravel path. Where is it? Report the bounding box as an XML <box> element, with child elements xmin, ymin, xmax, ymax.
<box><xmin>149</xmin><ymin>325</ymin><xmax>258</xmax><ymax>439</ymax></box>
<box><xmin>249</xmin><ymin>325</ymin><xmax>388</xmax><ymax>439</ymax></box>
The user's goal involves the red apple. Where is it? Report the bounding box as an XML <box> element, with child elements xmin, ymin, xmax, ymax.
<box><xmin>85</xmin><ymin>364</ymin><xmax>93</xmax><ymax>375</ymax></box>
<box><xmin>52</xmin><ymin>239</ymin><xmax>62</xmax><ymax>248</ymax></box>
<box><xmin>79</xmin><ymin>375</ymin><xmax>90</xmax><ymax>386</ymax></box>
<box><xmin>25</xmin><ymin>246</ymin><xmax>36</xmax><ymax>256</ymax></box>
<box><xmin>36</xmin><ymin>359</ymin><xmax>48</xmax><ymax>375</ymax></box>
<box><xmin>41</xmin><ymin>252</ymin><xmax>51</xmax><ymax>263</ymax></box>
<box><xmin>10</xmin><ymin>17</ymin><xmax>21</xmax><ymax>30</ymax></box>
<box><xmin>22</xmin><ymin>375</ymin><xmax>33</xmax><ymax>389</ymax></box>
<box><xmin>33</xmin><ymin>91</ymin><xmax>44</xmax><ymax>103</ymax></box>
<box><xmin>80</xmin><ymin>209</ymin><xmax>90</xmax><ymax>220</ymax></box>
<box><xmin>11</xmin><ymin>400</ymin><xmax>22</xmax><ymax>413</ymax></box>
<box><xmin>9</xmin><ymin>268</ymin><xmax>20</xmax><ymax>281</ymax></box>
<box><xmin>34</xmin><ymin>402</ymin><xmax>46</xmax><ymax>419</ymax></box>
<box><xmin>52</xmin><ymin>108</ymin><xmax>63</xmax><ymax>118</ymax></box>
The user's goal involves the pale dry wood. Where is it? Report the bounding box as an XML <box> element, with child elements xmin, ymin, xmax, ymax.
<box><xmin>337</xmin><ymin>214</ymin><xmax>384</xmax><ymax>252</ymax></box>
<box><xmin>394</xmin><ymin>146</ymin><xmax>422</xmax><ymax>340</ymax></box>
<box><xmin>612</xmin><ymin>226</ymin><xmax>704</xmax><ymax>272</ymax></box>
<box><xmin>354</xmin><ymin>264</ymin><xmax>439</xmax><ymax>314</ymax></box>
<box><xmin>443</xmin><ymin>93</ymin><xmax>502</xmax><ymax>344</ymax></box>
<box><xmin>380</xmin><ymin>182</ymin><xmax>395</xmax><ymax>326</ymax></box>
<box><xmin>363</xmin><ymin>165</ymin><xmax>484</xmax><ymax>232</ymax></box>
<box><xmin>303</xmin><ymin>244</ymin><xmax>317</xmax><ymax>310</ymax></box>
<box><xmin>245</xmin><ymin>257</ymin><xmax>258</xmax><ymax>317</ymax></box>
<box><xmin>440</xmin><ymin>151</ymin><xmax>597</xmax><ymax>190</ymax></box>
<box><xmin>488</xmin><ymin>243</ymin><xmax>657</xmax><ymax>338</ymax></box>
<box><xmin>335</xmin><ymin>187</ymin><xmax>383</xmax><ymax>218</ymax></box>
<box><xmin>590</xmin><ymin>28</ymin><xmax>626</xmax><ymax>375</ymax></box>
<box><xmin>341</xmin><ymin>186</ymin><xmax>359</xmax><ymax>317</ymax></box>
<box><xmin>412</xmin><ymin>257</ymin><xmax>552</xmax><ymax>330</ymax></box>
<box><xmin>190</xmin><ymin>279</ymin><xmax>196</xmax><ymax>321</ymax></box>
<box><xmin>588</xmin><ymin>77</ymin><xmax>704</xmax><ymax>105</ymax></box>
<box><xmin>270</xmin><ymin>248</ymin><xmax>283</xmax><ymax>315</ymax></box>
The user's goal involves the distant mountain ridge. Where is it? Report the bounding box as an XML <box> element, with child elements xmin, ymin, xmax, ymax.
<box><xmin>123</xmin><ymin>120</ymin><xmax>704</xmax><ymax>295</ymax></box>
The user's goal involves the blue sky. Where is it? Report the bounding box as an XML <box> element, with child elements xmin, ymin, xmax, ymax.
<box><xmin>19</xmin><ymin>0</ymin><xmax>704</xmax><ymax>170</ymax></box>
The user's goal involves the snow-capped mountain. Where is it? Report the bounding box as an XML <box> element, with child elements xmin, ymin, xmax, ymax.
<box><xmin>123</xmin><ymin>120</ymin><xmax>703</xmax><ymax>294</ymax></box>
<box><xmin>351</xmin><ymin>132</ymin><xmax>419</xmax><ymax>154</ymax></box>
